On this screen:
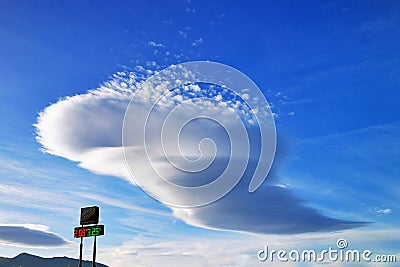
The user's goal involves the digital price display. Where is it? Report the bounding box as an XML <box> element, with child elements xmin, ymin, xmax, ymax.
<box><xmin>74</xmin><ymin>225</ymin><xmax>104</xmax><ymax>238</ymax></box>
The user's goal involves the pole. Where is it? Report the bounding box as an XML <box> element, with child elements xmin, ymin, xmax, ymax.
<box><xmin>92</xmin><ymin>235</ymin><xmax>97</xmax><ymax>267</ymax></box>
<box><xmin>78</xmin><ymin>236</ymin><xmax>83</xmax><ymax>267</ymax></box>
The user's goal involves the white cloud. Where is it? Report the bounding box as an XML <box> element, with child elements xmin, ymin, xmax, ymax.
<box><xmin>97</xmin><ymin>234</ymin><xmax>265</xmax><ymax>267</ymax></box>
<box><xmin>376</xmin><ymin>208</ymin><xmax>391</xmax><ymax>215</ymax></box>
<box><xmin>0</xmin><ymin>224</ymin><xmax>70</xmax><ymax>248</ymax></box>
<box><xmin>192</xmin><ymin>37</ymin><xmax>203</xmax><ymax>46</ymax></box>
<box><xmin>35</xmin><ymin>65</ymin><xmax>362</xmax><ymax>235</ymax></box>
<box><xmin>178</xmin><ymin>30</ymin><xmax>188</xmax><ymax>38</ymax></box>
<box><xmin>97</xmin><ymin>228</ymin><xmax>400</xmax><ymax>267</ymax></box>
<box><xmin>135</xmin><ymin>65</ymin><xmax>146</xmax><ymax>72</ymax></box>
<box><xmin>148</xmin><ymin>41</ymin><xmax>165</xmax><ymax>47</ymax></box>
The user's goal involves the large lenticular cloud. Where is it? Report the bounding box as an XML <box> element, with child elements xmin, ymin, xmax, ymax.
<box><xmin>35</xmin><ymin>63</ymin><xmax>365</xmax><ymax>234</ymax></box>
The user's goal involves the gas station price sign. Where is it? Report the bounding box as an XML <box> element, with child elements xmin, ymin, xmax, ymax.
<box><xmin>74</xmin><ymin>225</ymin><xmax>104</xmax><ymax>238</ymax></box>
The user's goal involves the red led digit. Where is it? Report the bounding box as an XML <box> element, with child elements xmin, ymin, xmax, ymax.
<box><xmin>78</xmin><ymin>229</ymin><xmax>87</xmax><ymax>237</ymax></box>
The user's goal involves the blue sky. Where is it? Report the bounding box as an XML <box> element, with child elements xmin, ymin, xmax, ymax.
<box><xmin>0</xmin><ymin>0</ymin><xmax>399</xmax><ymax>266</ymax></box>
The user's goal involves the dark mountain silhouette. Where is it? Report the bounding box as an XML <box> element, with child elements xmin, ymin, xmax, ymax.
<box><xmin>0</xmin><ymin>253</ymin><xmax>108</xmax><ymax>267</ymax></box>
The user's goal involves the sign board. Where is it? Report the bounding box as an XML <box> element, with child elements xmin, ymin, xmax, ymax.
<box><xmin>80</xmin><ymin>206</ymin><xmax>99</xmax><ymax>225</ymax></box>
<box><xmin>74</xmin><ymin>225</ymin><xmax>105</xmax><ymax>238</ymax></box>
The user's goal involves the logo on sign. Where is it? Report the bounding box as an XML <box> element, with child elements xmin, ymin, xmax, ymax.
<box><xmin>80</xmin><ymin>206</ymin><xmax>99</xmax><ymax>225</ymax></box>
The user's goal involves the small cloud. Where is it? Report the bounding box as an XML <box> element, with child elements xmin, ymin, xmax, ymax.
<box><xmin>288</xmin><ymin>111</ymin><xmax>295</xmax><ymax>116</ymax></box>
<box><xmin>145</xmin><ymin>61</ymin><xmax>157</xmax><ymax>67</ymax></box>
<box><xmin>241</xmin><ymin>93</ymin><xmax>250</xmax><ymax>100</ymax></box>
<box><xmin>275</xmin><ymin>183</ymin><xmax>289</xmax><ymax>188</ymax></box>
<box><xmin>192</xmin><ymin>37</ymin><xmax>203</xmax><ymax>46</ymax></box>
<box><xmin>148</xmin><ymin>41</ymin><xmax>164</xmax><ymax>47</ymax></box>
<box><xmin>376</xmin><ymin>208</ymin><xmax>391</xmax><ymax>215</ymax></box>
<box><xmin>178</xmin><ymin>30</ymin><xmax>188</xmax><ymax>38</ymax></box>
<box><xmin>135</xmin><ymin>65</ymin><xmax>145</xmax><ymax>72</ymax></box>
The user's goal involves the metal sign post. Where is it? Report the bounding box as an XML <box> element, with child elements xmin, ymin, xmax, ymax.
<box><xmin>93</xmin><ymin>236</ymin><xmax>97</xmax><ymax>267</ymax></box>
<box><xmin>79</xmin><ymin>236</ymin><xmax>83</xmax><ymax>267</ymax></box>
<box><xmin>75</xmin><ymin>206</ymin><xmax>104</xmax><ymax>267</ymax></box>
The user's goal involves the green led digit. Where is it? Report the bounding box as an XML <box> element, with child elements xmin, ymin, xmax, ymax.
<box><xmin>92</xmin><ymin>226</ymin><xmax>100</xmax><ymax>236</ymax></box>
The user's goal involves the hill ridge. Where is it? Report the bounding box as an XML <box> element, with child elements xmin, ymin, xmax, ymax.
<box><xmin>0</xmin><ymin>252</ymin><xmax>108</xmax><ymax>267</ymax></box>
